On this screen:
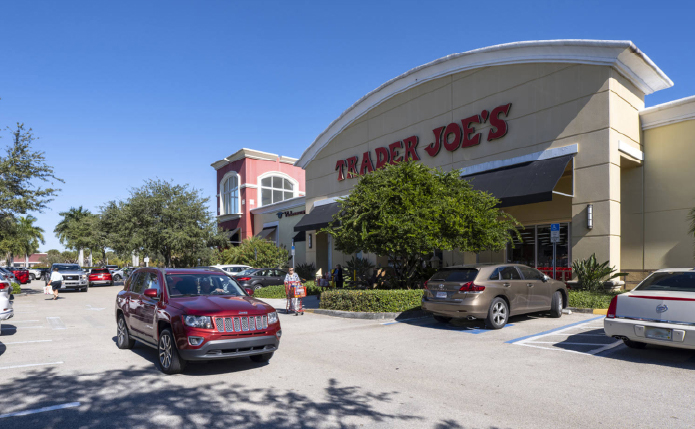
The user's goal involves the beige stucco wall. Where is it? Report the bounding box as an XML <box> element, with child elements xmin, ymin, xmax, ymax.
<box><xmin>253</xmin><ymin>210</ymin><xmax>306</xmax><ymax>267</ymax></box>
<box><xmin>304</xmin><ymin>62</ymin><xmax>647</xmax><ymax>271</ymax></box>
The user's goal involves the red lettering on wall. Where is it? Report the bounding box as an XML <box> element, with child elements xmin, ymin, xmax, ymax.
<box><xmin>443</xmin><ymin>123</ymin><xmax>461</xmax><ymax>152</ymax></box>
<box><xmin>388</xmin><ymin>141</ymin><xmax>404</xmax><ymax>164</ymax></box>
<box><xmin>402</xmin><ymin>136</ymin><xmax>420</xmax><ymax>161</ymax></box>
<box><xmin>346</xmin><ymin>156</ymin><xmax>359</xmax><ymax>178</ymax></box>
<box><xmin>375</xmin><ymin>147</ymin><xmax>390</xmax><ymax>169</ymax></box>
<box><xmin>335</xmin><ymin>159</ymin><xmax>346</xmax><ymax>181</ymax></box>
<box><xmin>461</xmin><ymin>115</ymin><xmax>482</xmax><ymax>148</ymax></box>
<box><xmin>359</xmin><ymin>151</ymin><xmax>375</xmax><ymax>175</ymax></box>
<box><xmin>487</xmin><ymin>103</ymin><xmax>512</xmax><ymax>141</ymax></box>
<box><xmin>425</xmin><ymin>127</ymin><xmax>444</xmax><ymax>157</ymax></box>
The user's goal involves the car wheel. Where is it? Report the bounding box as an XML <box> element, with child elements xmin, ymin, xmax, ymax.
<box><xmin>117</xmin><ymin>315</ymin><xmax>135</xmax><ymax>349</ymax></box>
<box><xmin>158</xmin><ymin>328</ymin><xmax>186</xmax><ymax>374</ymax></box>
<box><xmin>549</xmin><ymin>291</ymin><xmax>563</xmax><ymax>318</ymax></box>
<box><xmin>82</xmin><ymin>287</ymin><xmax>88</xmax><ymax>292</ymax></box>
<box><xmin>110</xmin><ymin>281</ymin><xmax>114</xmax><ymax>286</ymax></box>
<box><xmin>623</xmin><ymin>338</ymin><xmax>647</xmax><ymax>349</ymax></box>
<box><xmin>114</xmin><ymin>275</ymin><xmax>121</xmax><ymax>281</ymax></box>
<box><xmin>250</xmin><ymin>352</ymin><xmax>274</xmax><ymax>363</ymax></box>
<box><xmin>30</xmin><ymin>274</ymin><xmax>36</xmax><ymax>281</ymax></box>
<box><xmin>253</xmin><ymin>284</ymin><xmax>263</xmax><ymax>291</ymax></box>
<box><xmin>433</xmin><ymin>315</ymin><xmax>452</xmax><ymax>324</ymax></box>
<box><xmin>485</xmin><ymin>297</ymin><xmax>509</xmax><ymax>329</ymax></box>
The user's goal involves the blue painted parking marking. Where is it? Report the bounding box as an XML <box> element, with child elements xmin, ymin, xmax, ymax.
<box><xmin>505</xmin><ymin>315</ymin><xmax>605</xmax><ymax>344</ymax></box>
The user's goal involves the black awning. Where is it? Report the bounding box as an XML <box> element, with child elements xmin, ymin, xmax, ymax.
<box><xmin>255</xmin><ymin>226</ymin><xmax>276</xmax><ymax>240</ymax></box>
<box><xmin>294</xmin><ymin>202</ymin><xmax>341</xmax><ymax>232</ymax></box>
<box><xmin>292</xmin><ymin>231</ymin><xmax>306</xmax><ymax>242</ymax></box>
<box><xmin>462</xmin><ymin>154</ymin><xmax>574</xmax><ymax>208</ymax></box>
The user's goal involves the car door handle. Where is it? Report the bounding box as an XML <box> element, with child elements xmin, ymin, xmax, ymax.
<box><xmin>527</xmin><ymin>283</ymin><xmax>534</xmax><ymax>287</ymax></box>
<box><xmin>503</xmin><ymin>283</ymin><xmax>511</xmax><ymax>287</ymax></box>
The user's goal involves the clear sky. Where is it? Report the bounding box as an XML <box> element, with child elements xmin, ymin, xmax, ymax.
<box><xmin>1</xmin><ymin>0</ymin><xmax>694</xmax><ymax>252</ymax></box>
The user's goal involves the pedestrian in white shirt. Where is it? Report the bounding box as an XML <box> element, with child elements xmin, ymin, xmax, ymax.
<box><xmin>284</xmin><ymin>268</ymin><xmax>301</xmax><ymax>315</ymax></box>
<box><xmin>48</xmin><ymin>267</ymin><xmax>63</xmax><ymax>300</ymax></box>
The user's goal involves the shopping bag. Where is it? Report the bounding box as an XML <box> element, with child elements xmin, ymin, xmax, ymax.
<box><xmin>293</xmin><ymin>285</ymin><xmax>307</xmax><ymax>298</ymax></box>
<box><xmin>44</xmin><ymin>285</ymin><xmax>52</xmax><ymax>295</ymax></box>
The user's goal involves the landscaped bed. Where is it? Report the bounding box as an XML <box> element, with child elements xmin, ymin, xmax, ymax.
<box><xmin>567</xmin><ymin>289</ymin><xmax>623</xmax><ymax>309</ymax></box>
<box><xmin>253</xmin><ymin>281</ymin><xmax>322</xmax><ymax>299</ymax></box>
<box><xmin>319</xmin><ymin>289</ymin><xmax>423</xmax><ymax>313</ymax></box>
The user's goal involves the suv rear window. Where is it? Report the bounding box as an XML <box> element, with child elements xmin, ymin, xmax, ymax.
<box><xmin>634</xmin><ymin>272</ymin><xmax>695</xmax><ymax>292</ymax></box>
<box><xmin>91</xmin><ymin>268</ymin><xmax>110</xmax><ymax>274</ymax></box>
<box><xmin>430</xmin><ymin>269</ymin><xmax>478</xmax><ymax>282</ymax></box>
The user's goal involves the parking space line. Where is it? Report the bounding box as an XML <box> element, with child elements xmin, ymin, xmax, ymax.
<box><xmin>3</xmin><ymin>340</ymin><xmax>53</xmax><ymax>345</ymax></box>
<box><xmin>505</xmin><ymin>315</ymin><xmax>605</xmax><ymax>344</ymax></box>
<box><xmin>0</xmin><ymin>362</ymin><xmax>63</xmax><ymax>370</ymax></box>
<box><xmin>542</xmin><ymin>333</ymin><xmax>607</xmax><ymax>337</ymax></box>
<box><xmin>0</xmin><ymin>402</ymin><xmax>80</xmax><ymax>419</ymax></box>
<box><xmin>7</xmin><ymin>320</ymin><xmax>40</xmax><ymax>323</ymax></box>
<box><xmin>1</xmin><ymin>326</ymin><xmax>45</xmax><ymax>331</ymax></box>
<box><xmin>526</xmin><ymin>341</ymin><xmax>613</xmax><ymax>346</ymax></box>
<box><xmin>587</xmin><ymin>341</ymin><xmax>624</xmax><ymax>355</ymax></box>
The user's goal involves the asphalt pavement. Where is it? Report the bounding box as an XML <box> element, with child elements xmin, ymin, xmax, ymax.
<box><xmin>0</xmin><ymin>280</ymin><xmax>693</xmax><ymax>428</ymax></box>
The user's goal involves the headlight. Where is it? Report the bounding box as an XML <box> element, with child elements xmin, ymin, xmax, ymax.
<box><xmin>184</xmin><ymin>315</ymin><xmax>213</xmax><ymax>329</ymax></box>
<box><xmin>267</xmin><ymin>311</ymin><xmax>278</xmax><ymax>324</ymax></box>
<box><xmin>81</xmin><ymin>275</ymin><xmax>86</xmax><ymax>280</ymax></box>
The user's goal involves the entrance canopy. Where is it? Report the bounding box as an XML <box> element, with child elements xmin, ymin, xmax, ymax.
<box><xmin>294</xmin><ymin>202</ymin><xmax>341</xmax><ymax>232</ymax></box>
<box><xmin>463</xmin><ymin>154</ymin><xmax>574</xmax><ymax>207</ymax></box>
<box><xmin>255</xmin><ymin>226</ymin><xmax>277</xmax><ymax>240</ymax></box>
<box><xmin>292</xmin><ymin>230</ymin><xmax>306</xmax><ymax>242</ymax></box>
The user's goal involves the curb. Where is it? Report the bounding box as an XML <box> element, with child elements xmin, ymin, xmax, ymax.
<box><xmin>304</xmin><ymin>308</ymin><xmax>427</xmax><ymax>320</ymax></box>
<box><xmin>566</xmin><ymin>307</ymin><xmax>608</xmax><ymax>315</ymax></box>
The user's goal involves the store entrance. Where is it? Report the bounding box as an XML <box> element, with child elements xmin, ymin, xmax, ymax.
<box><xmin>507</xmin><ymin>223</ymin><xmax>571</xmax><ymax>281</ymax></box>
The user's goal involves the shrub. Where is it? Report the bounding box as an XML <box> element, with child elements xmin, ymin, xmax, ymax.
<box><xmin>12</xmin><ymin>282</ymin><xmax>21</xmax><ymax>294</ymax></box>
<box><xmin>253</xmin><ymin>281</ymin><xmax>322</xmax><ymax>299</ymax></box>
<box><xmin>295</xmin><ymin>263</ymin><xmax>316</xmax><ymax>281</ymax></box>
<box><xmin>319</xmin><ymin>289</ymin><xmax>423</xmax><ymax>313</ymax></box>
<box><xmin>572</xmin><ymin>253</ymin><xmax>626</xmax><ymax>292</ymax></box>
<box><xmin>568</xmin><ymin>290</ymin><xmax>623</xmax><ymax>309</ymax></box>
<box><xmin>345</xmin><ymin>256</ymin><xmax>375</xmax><ymax>285</ymax></box>
<box><xmin>219</xmin><ymin>236</ymin><xmax>290</xmax><ymax>269</ymax></box>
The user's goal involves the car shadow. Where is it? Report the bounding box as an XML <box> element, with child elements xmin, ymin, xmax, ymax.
<box><xmin>396</xmin><ymin>312</ymin><xmax>548</xmax><ymax>332</ymax></box>
<box><xmin>0</xmin><ymin>323</ymin><xmax>18</xmax><ymax>339</ymax></box>
<box><xmin>597</xmin><ymin>339</ymin><xmax>695</xmax><ymax>370</ymax></box>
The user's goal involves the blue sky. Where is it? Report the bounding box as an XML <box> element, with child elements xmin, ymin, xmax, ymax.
<box><xmin>1</xmin><ymin>0</ymin><xmax>693</xmax><ymax>252</ymax></box>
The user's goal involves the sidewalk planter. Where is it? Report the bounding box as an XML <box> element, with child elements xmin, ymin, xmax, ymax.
<box><xmin>319</xmin><ymin>289</ymin><xmax>423</xmax><ymax>313</ymax></box>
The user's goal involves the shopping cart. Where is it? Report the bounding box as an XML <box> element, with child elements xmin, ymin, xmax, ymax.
<box><xmin>285</xmin><ymin>281</ymin><xmax>306</xmax><ymax>315</ymax></box>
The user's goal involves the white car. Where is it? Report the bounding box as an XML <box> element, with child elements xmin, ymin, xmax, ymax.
<box><xmin>605</xmin><ymin>268</ymin><xmax>695</xmax><ymax>350</ymax></box>
<box><xmin>111</xmin><ymin>268</ymin><xmax>125</xmax><ymax>282</ymax></box>
<box><xmin>0</xmin><ymin>273</ymin><xmax>14</xmax><ymax>326</ymax></box>
<box><xmin>210</xmin><ymin>264</ymin><xmax>251</xmax><ymax>274</ymax></box>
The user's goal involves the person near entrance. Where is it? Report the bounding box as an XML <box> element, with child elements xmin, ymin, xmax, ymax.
<box><xmin>332</xmin><ymin>264</ymin><xmax>344</xmax><ymax>288</ymax></box>
<box><xmin>284</xmin><ymin>267</ymin><xmax>303</xmax><ymax>315</ymax></box>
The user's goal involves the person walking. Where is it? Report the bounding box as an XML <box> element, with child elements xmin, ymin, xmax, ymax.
<box><xmin>284</xmin><ymin>267</ymin><xmax>302</xmax><ymax>315</ymax></box>
<box><xmin>334</xmin><ymin>264</ymin><xmax>344</xmax><ymax>288</ymax></box>
<box><xmin>48</xmin><ymin>267</ymin><xmax>63</xmax><ymax>300</ymax></box>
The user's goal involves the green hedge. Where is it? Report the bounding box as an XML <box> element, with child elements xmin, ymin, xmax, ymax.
<box><xmin>12</xmin><ymin>282</ymin><xmax>21</xmax><ymax>294</ymax></box>
<box><xmin>319</xmin><ymin>289</ymin><xmax>423</xmax><ymax>313</ymax></box>
<box><xmin>568</xmin><ymin>290</ymin><xmax>622</xmax><ymax>309</ymax></box>
<box><xmin>253</xmin><ymin>281</ymin><xmax>322</xmax><ymax>299</ymax></box>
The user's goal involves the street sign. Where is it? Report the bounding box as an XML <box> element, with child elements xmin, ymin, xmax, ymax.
<box><xmin>291</xmin><ymin>245</ymin><xmax>295</xmax><ymax>256</ymax></box>
<box><xmin>550</xmin><ymin>223</ymin><xmax>560</xmax><ymax>242</ymax></box>
<box><xmin>143</xmin><ymin>257</ymin><xmax>150</xmax><ymax>263</ymax></box>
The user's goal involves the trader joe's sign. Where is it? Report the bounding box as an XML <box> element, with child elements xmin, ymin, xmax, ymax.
<box><xmin>335</xmin><ymin>103</ymin><xmax>511</xmax><ymax>181</ymax></box>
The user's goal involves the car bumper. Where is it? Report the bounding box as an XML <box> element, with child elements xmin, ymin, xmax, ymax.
<box><xmin>604</xmin><ymin>318</ymin><xmax>695</xmax><ymax>350</ymax></box>
<box><xmin>89</xmin><ymin>280</ymin><xmax>112</xmax><ymax>285</ymax></box>
<box><xmin>421</xmin><ymin>297</ymin><xmax>489</xmax><ymax>319</ymax></box>
<box><xmin>178</xmin><ymin>334</ymin><xmax>280</xmax><ymax>361</ymax></box>
<box><xmin>61</xmin><ymin>280</ymin><xmax>88</xmax><ymax>289</ymax></box>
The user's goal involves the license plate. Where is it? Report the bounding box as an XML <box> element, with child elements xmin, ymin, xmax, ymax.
<box><xmin>645</xmin><ymin>327</ymin><xmax>672</xmax><ymax>341</ymax></box>
<box><xmin>436</xmin><ymin>292</ymin><xmax>447</xmax><ymax>299</ymax></box>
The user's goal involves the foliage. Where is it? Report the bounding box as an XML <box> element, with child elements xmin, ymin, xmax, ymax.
<box><xmin>295</xmin><ymin>262</ymin><xmax>316</xmax><ymax>281</ymax></box>
<box><xmin>253</xmin><ymin>281</ymin><xmax>322</xmax><ymax>299</ymax></box>
<box><xmin>219</xmin><ymin>236</ymin><xmax>290</xmax><ymax>269</ymax></box>
<box><xmin>345</xmin><ymin>256</ymin><xmax>375</xmax><ymax>285</ymax></box>
<box><xmin>0</xmin><ymin>215</ymin><xmax>45</xmax><ymax>263</ymax></box>
<box><xmin>319</xmin><ymin>289</ymin><xmax>424</xmax><ymax>313</ymax></box>
<box><xmin>12</xmin><ymin>282</ymin><xmax>21</xmax><ymax>294</ymax></box>
<box><xmin>572</xmin><ymin>253</ymin><xmax>626</xmax><ymax>292</ymax></box>
<box><xmin>323</xmin><ymin>161</ymin><xmax>519</xmax><ymax>289</ymax></box>
<box><xmin>54</xmin><ymin>206</ymin><xmax>93</xmax><ymax>251</ymax></box>
<box><xmin>0</xmin><ymin>123</ymin><xmax>62</xmax><ymax>217</ymax></box>
<box><xmin>568</xmin><ymin>290</ymin><xmax>624</xmax><ymax>309</ymax></box>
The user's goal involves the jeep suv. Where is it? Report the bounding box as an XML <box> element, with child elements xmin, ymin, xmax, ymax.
<box><xmin>115</xmin><ymin>268</ymin><xmax>282</xmax><ymax>374</ymax></box>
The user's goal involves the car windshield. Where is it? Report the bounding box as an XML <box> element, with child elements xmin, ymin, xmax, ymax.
<box><xmin>430</xmin><ymin>269</ymin><xmax>478</xmax><ymax>282</ymax></box>
<box><xmin>634</xmin><ymin>272</ymin><xmax>695</xmax><ymax>293</ymax></box>
<box><xmin>91</xmin><ymin>268</ymin><xmax>109</xmax><ymax>274</ymax></box>
<box><xmin>165</xmin><ymin>273</ymin><xmax>247</xmax><ymax>297</ymax></box>
<box><xmin>54</xmin><ymin>265</ymin><xmax>80</xmax><ymax>271</ymax></box>
<box><xmin>236</xmin><ymin>268</ymin><xmax>258</xmax><ymax>276</ymax></box>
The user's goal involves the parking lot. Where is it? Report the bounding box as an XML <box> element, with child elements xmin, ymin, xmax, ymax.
<box><xmin>1</xmin><ymin>281</ymin><xmax>694</xmax><ymax>428</ymax></box>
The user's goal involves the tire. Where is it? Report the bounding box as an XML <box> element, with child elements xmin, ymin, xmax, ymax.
<box><xmin>158</xmin><ymin>328</ymin><xmax>186</xmax><ymax>374</ymax></box>
<box><xmin>623</xmin><ymin>338</ymin><xmax>647</xmax><ymax>349</ymax></box>
<box><xmin>82</xmin><ymin>287</ymin><xmax>88</xmax><ymax>292</ymax></box>
<box><xmin>114</xmin><ymin>275</ymin><xmax>121</xmax><ymax>281</ymax></box>
<box><xmin>550</xmin><ymin>291</ymin><xmax>563</xmax><ymax>318</ymax></box>
<box><xmin>485</xmin><ymin>297</ymin><xmax>509</xmax><ymax>329</ymax></box>
<box><xmin>253</xmin><ymin>283</ymin><xmax>263</xmax><ymax>291</ymax></box>
<box><xmin>433</xmin><ymin>315</ymin><xmax>452</xmax><ymax>324</ymax></box>
<box><xmin>116</xmin><ymin>315</ymin><xmax>135</xmax><ymax>349</ymax></box>
<box><xmin>30</xmin><ymin>274</ymin><xmax>36</xmax><ymax>281</ymax></box>
<box><xmin>110</xmin><ymin>280</ymin><xmax>114</xmax><ymax>286</ymax></box>
<box><xmin>89</xmin><ymin>282</ymin><xmax>93</xmax><ymax>288</ymax></box>
<box><xmin>250</xmin><ymin>352</ymin><xmax>274</xmax><ymax>363</ymax></box>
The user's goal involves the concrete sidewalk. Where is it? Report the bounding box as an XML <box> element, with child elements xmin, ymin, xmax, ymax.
<box><xmin>257</xmin><ymin>295</ymin><xmax>320</xmax><ymax>312</ymax></box>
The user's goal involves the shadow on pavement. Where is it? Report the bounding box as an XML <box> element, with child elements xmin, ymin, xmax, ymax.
<box><xmin>599</xmin><ymin>342</ymin><xmax>695</xmax><ymax>370</ymax></box>
<box><xmin>0</xmin><ymin>366</ymin><xmax>466</xmax><ymax>428</ymax></box>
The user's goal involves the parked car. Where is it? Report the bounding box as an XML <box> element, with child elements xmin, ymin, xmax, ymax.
<box><xmin>51</xmin><ymin>263</ymin><xmax>89</xmax><ymax>292</ymax></box>
<box><xmin>28</xmin><ymin>267</ymin><xmax>48</xmax><ymax>281</ymax></box>
<box><xmin>88</xmin><ymin>268</ymin><xmax>114</xmax><ymax>287</ymax></box>
<box><xmin>210</xmin><ymin>264</ymin><xmax>251</xmax><ymax>274</ymax></box>
<box><xmin>115</xmin><ymin>268</ymin><xmax>281</xmax><ymax>374</ymax></box>
<box><xmin>111</xmin><ymin>268</ymin><xmax>126</xmax><ymax>282</ymax></box>
<box><xmin>421</xmin><ymin>264</ymin><xmax>567</xmax><ymax>329</ymax></box>
<box><xmin>0</xmin><ymin>268</ymin><xmax>18</xmax><ymax>285</ymax></box>
<box><xmin>604</xmin><ymin>268</ymin><xmax>695</xmax><ymax>350</ymax></box>
<box><xmin>0</xmin><ymin>272</ymin><xmax>14</xmax><ymax>327</ymax></box>
<box><xmin>234</xmin><ymin>268</ymin><xmax>295</xmax><ymax>291</ymax></box>
<box><xmin>5</xmin><ymin>267</ymin><xmax>29</xmax><ymax>284</ymax></box>
<box><xmin>106</xmin><ymin>265</ymin><xmax>119</xmax><ymax>273</ymax></box>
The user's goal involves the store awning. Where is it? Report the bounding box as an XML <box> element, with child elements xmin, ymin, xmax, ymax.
<box><xmin>462</xmin><ymin>154</ymin><xmax>574</xmax><ymax>208</ymax></box>
<box><xmin>255</xmin><ymin>226</ymin><xmax>276</xmax><ymax>240</ymax></box>
<box><xmin>294</xmin><ymin>202</ymin><xmax>341</xmax><ymax>232</ymax></box>
<box><xmin>292</xmin><ymin>231</ymin><xmax>306</xmax><ymax>242</ymax></box>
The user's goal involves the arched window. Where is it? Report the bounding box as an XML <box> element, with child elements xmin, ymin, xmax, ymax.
<box><xmin>222</xmin><ymin>174</ymin><xmax>239</xmax><ymax>214</ymax></box>
<box><xmin>260</xmin><ymin>175</ymin><xmax>295</xmax><ymax>206</ymax></box>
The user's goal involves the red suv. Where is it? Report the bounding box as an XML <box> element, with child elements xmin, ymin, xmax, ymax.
<box><xmin>89</xmin><ymin>268</ymin><xmax>113</xmax><ymax>287</ymax></box>
<box><xmin>6</xmin><ymin>268</ymin><xmax>29</xmax><ymax>284</ymax></box>
<box><xmin>115</xmin><ymin>268</ymin><xmax>281</xmax><ymax>374</ymax></box>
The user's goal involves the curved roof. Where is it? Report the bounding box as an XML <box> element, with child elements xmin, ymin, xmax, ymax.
<box><xmin>296</xmin><ymin>39</ymin><xmax>673</xmax><ymax>168</ymax></box>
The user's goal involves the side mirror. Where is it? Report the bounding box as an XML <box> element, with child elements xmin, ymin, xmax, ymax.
<box><xmin>143</xmin><ymin>288</ymin><xmax>159</xmax><ymax>299</ymax></box>
<box><xmin>245</xmin><ymin>288</ymin><xmax>254</xmax><ymax>296</ymax></box>
<box><xmin>543</xmin><ymin>275</ymin><xmax>550</xmax><ymax>282</ymax></box>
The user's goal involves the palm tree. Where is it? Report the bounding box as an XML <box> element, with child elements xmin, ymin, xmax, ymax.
<box><xmin>55</xmin><ymin>206</ymin><xmax>92</xmax><ymax>266</ymax></box>
<box><xmin>0</xmin><ymin>215</ymin><xmax>45</xmax><ymax>265</ymax></box>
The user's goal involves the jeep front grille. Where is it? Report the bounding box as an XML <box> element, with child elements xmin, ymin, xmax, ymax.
<box><xmin>214</xmin><ymin>316</ymin><xmax>267</xmax><ymax>333</ymax></box>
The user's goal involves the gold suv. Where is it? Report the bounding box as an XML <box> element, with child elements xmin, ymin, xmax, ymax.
<box><xmin>422</xmin><ymin>264</ymin><xmax>568</xmax><ymax>329</ymax></box>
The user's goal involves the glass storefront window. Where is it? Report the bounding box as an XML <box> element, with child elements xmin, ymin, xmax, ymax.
<box><xmin>507</xmin><ymin>227</ymin><xmax>535</xmax><ymax>267</ymax></box>
<box><xmin>506</xmin><ymin>223</ymin><xmax>571</xmax><ymax>269</ymax></box>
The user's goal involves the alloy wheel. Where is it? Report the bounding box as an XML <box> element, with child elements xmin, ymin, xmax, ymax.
<box><xmin>492</xmin><ymin>302</ymin><xmax>507</xmax><ymax>325</ymax></box>
<box><xmin>117</xmin><ymin>318</ymin><xmax>126</xmax><ymax>346</ymax></box>
<box><xmin>159</xmin><ymin>334</ymin><xmax>172</xmax><ymax>369</ymax></box>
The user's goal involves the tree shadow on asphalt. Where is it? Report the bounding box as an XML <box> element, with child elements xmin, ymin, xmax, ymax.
<box><xmin>0</xmin><ymin>366</ymin><xmax>469</xmax><ymax>428</ymax></box>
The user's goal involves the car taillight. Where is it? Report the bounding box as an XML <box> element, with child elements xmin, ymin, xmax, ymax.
<box><xmin>459</xmin><ymin>281</ymin><xmax>485</xmax><ymax>292</ymax></box>
<box><xmin>237</xmin><ymin>277</ymin><xmax>251</xmax><ymax>281</ymax></box>
<box><xmin>606</xmin><ymin>295</ymin><xmax>618</xmax><ymax>319</ymax></box>
<box><xmin>423</xmin><ymin>280</ymin><xmax>428</xmax><ymax>290</ymax></box>
<box><xmin>0</xmin><ymin>283</ymin><xmax>7</xmax><ymax>290</ymax></box>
